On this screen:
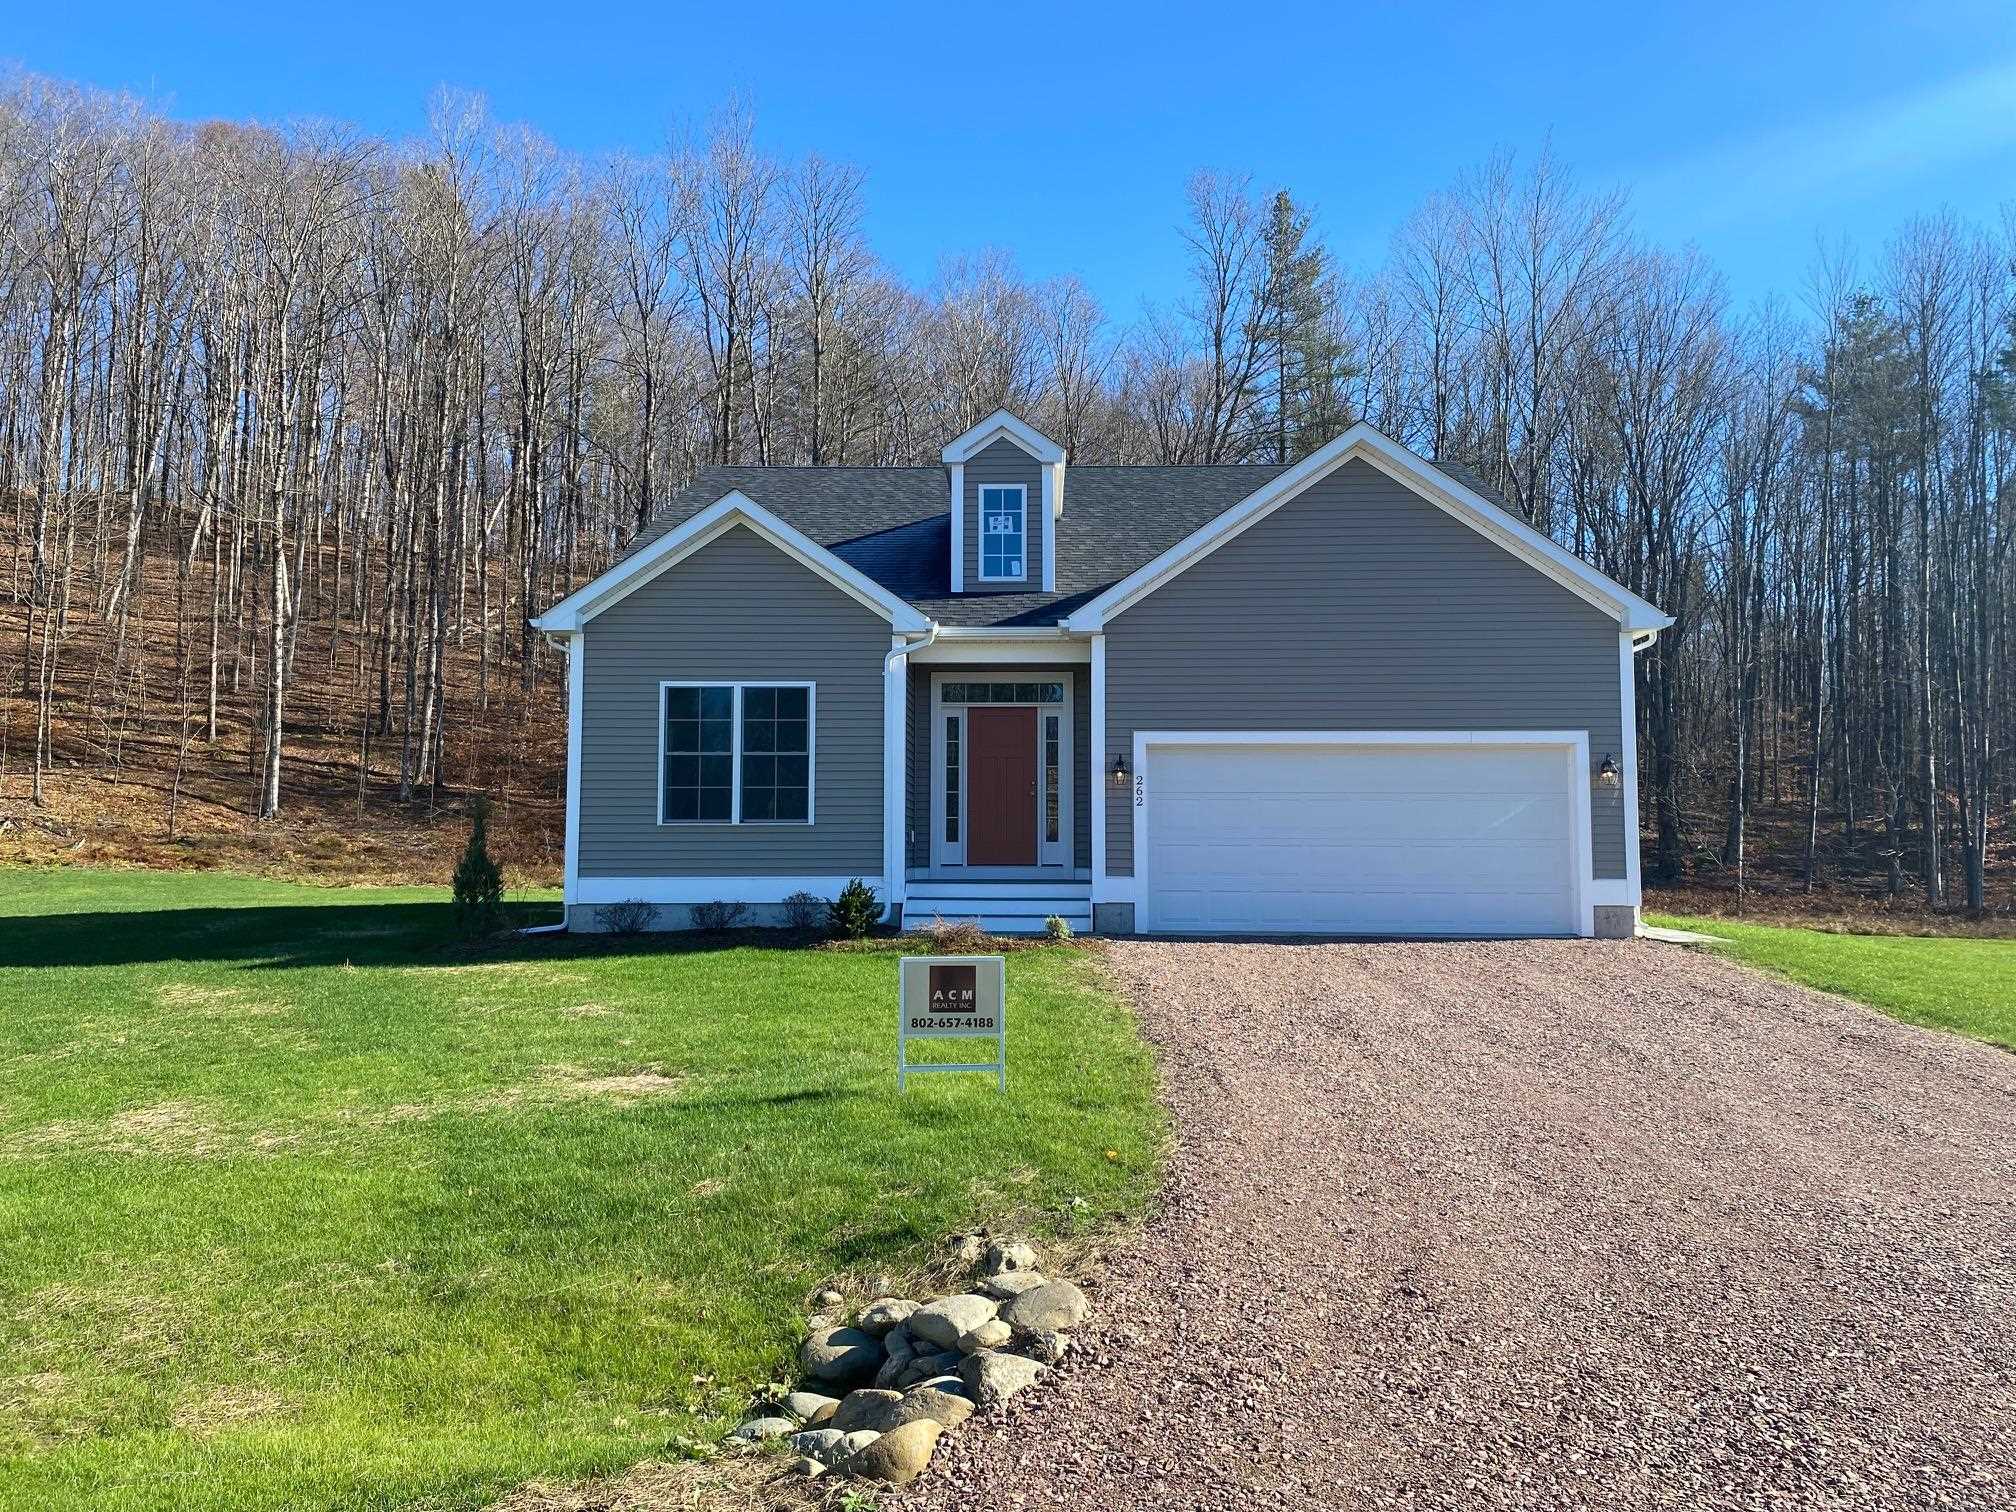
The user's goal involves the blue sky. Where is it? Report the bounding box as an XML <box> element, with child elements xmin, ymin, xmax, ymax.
<box><xmin>12</xmin><ymin>1</ymin><xmax>2016</xmax><ymax>323</ymax></box>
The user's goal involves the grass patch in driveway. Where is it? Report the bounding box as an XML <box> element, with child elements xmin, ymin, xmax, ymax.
<box><xmin>1649</xmin><ymin>912</ymin><xmax>2016</xmax><ymax>1051</ymax></box>
<box><xmin>0</xmin><ymin>866</ymin><xmax>1162</xmax><ymax>1512</ymax></box>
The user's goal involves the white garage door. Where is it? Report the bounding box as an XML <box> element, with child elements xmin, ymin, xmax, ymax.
<box><xmin>1142</xmin><ymin>740</ymin><xmax>1581</xmax><ymax>936</ymax></box>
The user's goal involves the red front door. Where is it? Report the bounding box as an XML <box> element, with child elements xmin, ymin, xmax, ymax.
<box><xmin>966</xmin><ymin>706</ymin><xmax>1038</xmax><ymax>865</ymax></box>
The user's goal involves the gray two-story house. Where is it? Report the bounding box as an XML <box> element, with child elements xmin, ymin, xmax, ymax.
<box><xmin>532</xmin><ymin>410</ymin><xmax>1670</xmax><ymax>937</ymax></box>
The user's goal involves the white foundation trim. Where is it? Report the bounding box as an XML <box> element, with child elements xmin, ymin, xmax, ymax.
<box><xmin>571</xmin><ymin>876</ymin><xmax>889</xmax><ymax>907</ymax></box>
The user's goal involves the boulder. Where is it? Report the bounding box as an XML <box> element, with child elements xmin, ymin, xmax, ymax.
<box><xmin>889</xmin><ymin>1385</ymin><xmax>976</xmax><ymax>1430</ymax></box>
<box><xmin>828</xmin><ymin>1388</ymin><xmax>905</xmax><ymax>1434</ymax></box>
<box><xmin>730</xmin><ymin>1415</ymin><xmax>796</xmax><ymax>1442</ymax></box>
<box><xmin>873</xmin><ymin>1324</ymin><xmax>917</xmax><ymax>1388</ymax></box>
<box><xmin>958</xmin><ymin>1348</ymin><xmax>1047</xmax><ymax>1408</ymax></box>
<box><xmin>779</xmin><ymin>1390</ymin><xmax>839</xmax><ymax>1423</ymax></box>
<box><xmin>957</xmin><ymin>1318</ymin><xmax>1013</xmax><ymax>1352</ymax></box>
<box><xmin>1024</xmin><ymin>1328</ymin><xmax>1071</xmax><ymax>1365</ymax></box>
<box><xmin>979</xmin><ymin>1270</ymin><xmax>1049</xmax><ymax>1301</ymax></box>
<box><xmin>799</xmin><ymin>1326</ymin><xmax>883</xmax><ymax>1387</ymax></box>
<box><xmin>813</xmin><ymin>1287</ymin><xmax>845</xmax><ymax>1309</ymax></box>
<box><xmin>786</xmin><ymin>1435</ymin><xmax>858</xmax><ymax>1467</ymax></box>
<box><xmin>804</xmin><ymin>1313</ymin><xmax>835</xmax><ymax>1333</ymax></box>
<box><xmin>984</xmin><ymin>1239</ymin><xmax>1039</xmax><ymax>1275</ymax></box>
<box><xmin>856</xmin><ymin>1297</ymin><xmax>918</xmax><ymax>1337</ymax></box>
<box><xmin>839</xmin><ymin>1429</ymin><xmax>881</xmax><ymax>1456</ymax></box>
<box><xmin>909</xmin><ymin>1372</ymin><xmax>972</xmax><ymax>1399</ymax></box>
<box><xmin>805</xmin><ymin>1400</ymin><xmax>838</xmax><ymax>1426</ymax></box>
<box><xmin>909</xmin><ymin>1293</ymin><xmax>999</xmax><ymax>1349</ymax></box>
<box><xmin>895</xmin><ymin>1349</ymin><xmax>963</xmax><ymax>1388</ymax></box>
<box><xmin>831</xmin><ymin>1418</ymin><xmax>944</xmax><ymax>1487</ymax></box>
<box><xmin>788</xmin><ymin>1456</ymin><xmax>825</xmax><ymax>1477</ymax></box>
<box><xmin>788</xmin><ymin>1428</ymin><xmax>846</xmax><ymax>1463</ymax></box>
<box><xmin>999</xmin><ymin>1279</ymin><xmax>1090</xmax><ymax>1335</ymax></box>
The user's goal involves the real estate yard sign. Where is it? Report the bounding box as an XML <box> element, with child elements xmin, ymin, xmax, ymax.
<box><xmin>898</xmin><ymin>955</ymin><xmax>1006</xmax><ymax>1091</ymax></box>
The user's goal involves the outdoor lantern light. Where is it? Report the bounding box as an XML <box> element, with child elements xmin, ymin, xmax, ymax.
<box><xmin>1596</xmin><ymin>754</ymin><xmax>1621</xmax><ymax>790</ymax></box>
<box><xmin>1112</xmin><ymin>752</ymin><xmax>1130</xmax><ymax>785</ymax></box>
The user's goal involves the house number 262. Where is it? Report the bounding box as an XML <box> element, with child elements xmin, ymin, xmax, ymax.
<box><xmin>1133</xmin><ymin>773</ymin><xmax>1145</xmax><ymax>807</ymax></box>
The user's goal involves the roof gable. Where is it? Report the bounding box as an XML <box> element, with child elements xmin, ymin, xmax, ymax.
<box><xmin>941</xmin><ymin>409</ymin><xmax>1066</xmax><ymax>464</ymax></box>
<box><xmin>531</xmin><ymin>491</ymin><xmax>931</xmax><ymax>634</ymax></box>
<box><xmin>1063</xmin><ymin>425</ymin><xmax>1670</xmax><ymax>634</ymax></box>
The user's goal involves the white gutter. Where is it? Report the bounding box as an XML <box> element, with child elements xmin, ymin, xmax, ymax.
<box><xmin>885</xmin><ymin>619</ymin><xmax>941</xmax><ymax>670</ymax></box>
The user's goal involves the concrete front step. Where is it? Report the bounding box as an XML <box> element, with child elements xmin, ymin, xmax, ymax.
<box><xmin>901</xmin><ymin>910</ymin><xmax>1094</xmax><ymax>936</ymax></box>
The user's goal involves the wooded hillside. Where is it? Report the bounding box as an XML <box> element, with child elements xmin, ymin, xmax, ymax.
<box><xmin>2</xmin><ymin>72</ymin><xmax>2010</xmax><ymax>917</ymax></box>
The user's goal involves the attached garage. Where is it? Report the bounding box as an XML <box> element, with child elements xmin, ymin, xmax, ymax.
<box><xmin>1137</xmin><ymin>734</ymin><xmax>1590</xmax><ymax>937</ymax></box>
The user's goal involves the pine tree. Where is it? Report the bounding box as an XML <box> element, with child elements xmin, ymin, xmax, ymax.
<box><xmin>1258</xmin><ymin>190</ymin><xmax>1356</xmax><ymax>462</ymax></box>
<box><xmin>452</xmin><ymin>797</ymin><xmax>506</xmax><ymax>937</ymax></box>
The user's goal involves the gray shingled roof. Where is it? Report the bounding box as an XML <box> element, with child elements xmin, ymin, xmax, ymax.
<box><xmin>623</xmin><ymin>463</ymin><xmax>1292</xmax><ymax>627</ymax></box>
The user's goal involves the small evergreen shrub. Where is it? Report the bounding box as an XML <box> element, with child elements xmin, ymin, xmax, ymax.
<box><xmin>690</xmin><ymin>899</ymin><xmax>748</xmax><ymax>932</ymax></box>
<box><xmin>1044</xmin><ymin>914</ymin><xmax>1073</xmax><ymax>942</ymax></box>
<box><xmin>597</xmin><ymin>898</ymin><xmax>655</xmax><ymax>935</ymax></box>
<box><xmin>780</xmin><ymin>891</ymin><xmax>826</xmax><ymax>931</ymax></box>
<box><xmin>828</xmin><ymin>879</ymin><xmax>881</xmax><ymax>939</ymax></box>
<box><xmin>451</xmin><ymin>797</ymin><xmax>505</xmax><ymax>938</ymax></box>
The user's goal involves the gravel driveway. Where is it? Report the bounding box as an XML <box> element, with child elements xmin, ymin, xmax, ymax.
<box><xmin>900</xmin><ymin>938</ymin><xmax>2016</xmax><ymax>1511</ymax></box>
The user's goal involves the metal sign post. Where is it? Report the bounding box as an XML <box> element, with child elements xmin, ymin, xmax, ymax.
<box><xmin>898</xmin><ymin>955</ymin><xmax>1007</xmax><ymax>1092</ymax></box>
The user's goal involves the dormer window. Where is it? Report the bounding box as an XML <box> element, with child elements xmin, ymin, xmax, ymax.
<box><xmin>978</xmin><ymin>485</ymin><xmax>1027</xmax><ymax>581</ymax></box>
<box><xmin>942</xmin><ymin>410</ymin><xmax>1067</xmax><ymax>594</ymax></box>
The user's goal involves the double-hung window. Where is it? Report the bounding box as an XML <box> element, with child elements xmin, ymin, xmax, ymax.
<box><xmin>978</xmin><ymin>484</ymin><xmax>1026</xmax><ymax>581</ymax></box>
<box><xmin>661</xmin><ymin>682</ymin><xmax>813</xmax><ymax>825</ymax></box>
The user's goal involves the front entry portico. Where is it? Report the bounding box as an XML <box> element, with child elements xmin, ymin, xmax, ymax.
<box><xmin>925</xmin><ymin>672</ymin><xmax>1077</xmax><ymax>876</ymax></box>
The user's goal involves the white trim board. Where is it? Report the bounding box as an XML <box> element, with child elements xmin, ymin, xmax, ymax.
<box><xmin>571</xmin><ymin>875</ymin><xmax>888</xmax><ymax>907</ymax></box>
<box><xmin>1128</xmin><ymin>729</ymin><xmax>1596</xmax><ymax>938</ymax></box>
<box><xmin>532</xmin><ymin>491</ymin><xmax>930</xmax><ymax>634</ymax></box>
<box><xmin>655</xmin><ymin>680</ymin><xmax>816</xmax><ymax>828</ymax></box>
<box><xmin>941</xmin><ymin>409</ymin><xmax>1066</xmax><ymax>465</ymax></box>
<box><xmin>976</xmin><ymin>481</ymin><xmax>1030</xmax><ymax>584</ymax></box>
<box><xmin>1063</xmin><ymin>425</ymin><xmax>1670</xmax><ymax>635</ymax></box>
<box><xmin>948</xmin><ymin>462</ymin><xmax>965</xmax><ymax>594</ymax></box>
<box><xmin>927</xmin><ymin>671</ymin><xmax>1076</xmax><ymax>873</ymax></box>
<box><xmin>911</xmin><ymin>636</ymin><xmax>1089</xmax><ymax>666</ymax></box>
<box><xmin>562</xmin><ymin>634</ymin><xmax>584</xmax><ymax>906</ymax></box>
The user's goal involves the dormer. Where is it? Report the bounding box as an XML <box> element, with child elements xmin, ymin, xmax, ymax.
<box><xmin>941</xmin><ymin>410</ymin><xmax>1066</xmax><ymax>593</ymax></box>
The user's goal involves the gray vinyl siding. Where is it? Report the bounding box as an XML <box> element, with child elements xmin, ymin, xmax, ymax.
<box><xmin>578</xmin><ymin>524</ymin><xmax>887</xmax><ymax>878</ymax></box>
<box><xmin>964</xmin><ymin>439</ymin><xmax>1043</xmax><ymax>589</ymax></box>
<box><xmin>1102</xmin><ymin>458</ymin><xmax>1626</xmax><ymax>879</ymax></box>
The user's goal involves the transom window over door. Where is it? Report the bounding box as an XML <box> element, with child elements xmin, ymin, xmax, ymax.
<box><xmin>978</xmin><ymin>484</ymin><xmax>1026</xmax><ymax>581</ymax></box>
<box><xmin>661</xmin><ymin>682</ymin><xmax>813</xmax><ymax>825</ymax></box>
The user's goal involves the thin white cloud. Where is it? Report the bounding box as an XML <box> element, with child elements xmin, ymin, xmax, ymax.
<box><xmin>1630</xmin><ymin>58</ymin><xmax>2016</xmax><ymax>230</ymax></box>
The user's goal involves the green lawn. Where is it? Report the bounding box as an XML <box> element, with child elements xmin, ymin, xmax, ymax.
<box><xmin>1648</xmin><ymin>913</ymin><xmax>2016</xmax><ymax>1052</ymax></box>
<box><xmin>0</xmin><ymin>868</ymin><xmax>1163</xmax><ymax>1512</ymax></box>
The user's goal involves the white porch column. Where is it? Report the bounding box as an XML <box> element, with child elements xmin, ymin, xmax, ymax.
<box><xmin>1089</xmin><ymin>631</ymin><xmax>1106</xmax><ymax>901</ymax></box>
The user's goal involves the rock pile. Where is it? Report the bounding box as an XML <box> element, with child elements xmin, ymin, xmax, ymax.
<box><xmin>728</xmin><ymin>1237</ymin><xmax>1089</xmax><ymax>1488</ymax></box>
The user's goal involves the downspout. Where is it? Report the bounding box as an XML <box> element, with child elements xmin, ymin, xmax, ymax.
<box><xmin>884</xmin><ymin>620</ymin><xmax>940</xmax><ymax>672</ymax></box>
